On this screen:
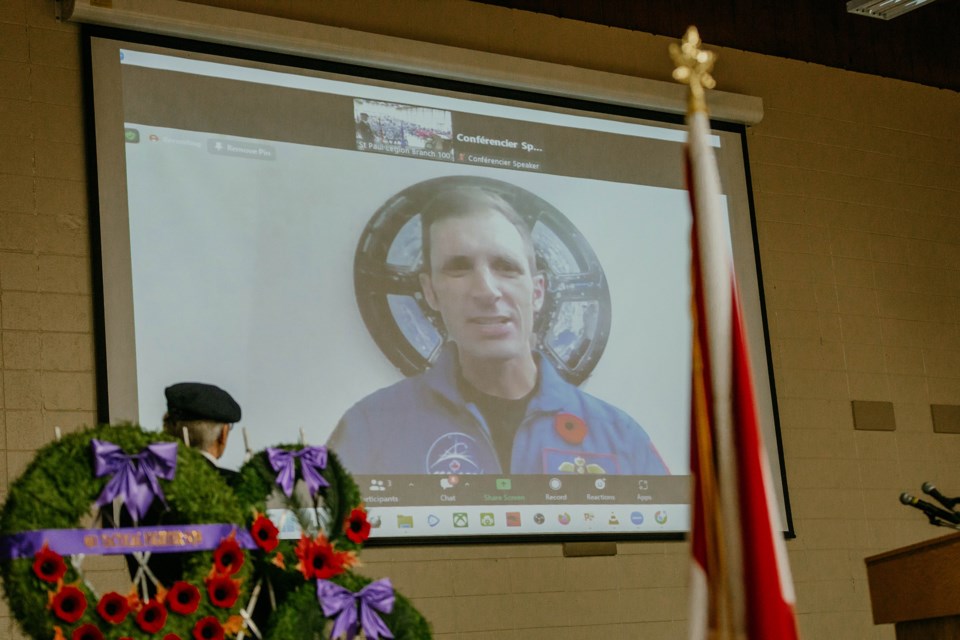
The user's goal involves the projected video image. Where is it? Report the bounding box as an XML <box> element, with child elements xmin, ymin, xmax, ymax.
<box><xmin>89</xmin><ymin>38</ymin><xmax>779</xmax><ymax>540</ymax></box>
<box><xmin>334</xmin><ymin>174</ymin><xmax>668</xmax><ymax>477</ymax></box>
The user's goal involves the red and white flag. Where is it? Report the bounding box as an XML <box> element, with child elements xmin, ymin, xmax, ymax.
<box><xmin>686</xmin><ymin>106</ymin><xmax>800</xmax><ymax>639</ymax></box>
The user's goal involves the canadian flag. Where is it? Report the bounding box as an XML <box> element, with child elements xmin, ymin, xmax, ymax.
<box><xmin>686</xmin><ymin>105</ymin><xmax>800</xmax><ymax>640</ymax></box>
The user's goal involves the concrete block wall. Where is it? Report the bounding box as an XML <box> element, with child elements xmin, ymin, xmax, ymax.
<box><xmin>1</xmin><ymin>1</ymin><xmax>958</xmax><ymax>638</ymax></box>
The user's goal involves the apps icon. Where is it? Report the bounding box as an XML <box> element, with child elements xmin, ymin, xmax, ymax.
<box><xmin>453</xmin><ymin>512</ymin><xmax>469</xmax><ymax>528</ymax></box>
<box><xmin>427</xmin><ymin>514</ymin><xmax>440</xmax><ymax>527</ymax></box>
<box><xmin>655</xmin><ymin>510</ymin><xmax>668</xmax><ymax>525</ymax></box>
<box><xmin>558</xmin><ymin>513</ymin><xmax>571</xmax><ymax>525</ymax></box>
<box><xmin>548</xmin><ymin>477</ymin><xmax>562</xmax><ymax>491</ymax></box>
<box><xmin>496</xmin><ymin>478</ymin><xmax>512</xmax><ymax>491</ymax></box>
<box><xmin>480</xmin><ymin>513</ymin><xmax>495</xmax><ymax>527</ymax></box>
<box><xmin>533</xmin><ymin>513</ymin><xmax>545</xmax><ymax>525</ymax></box>
<box><xmin>397</xmin><ymin>515</ymin><xmax>414</xmax><ymax>529</ymax></box>
<box><xmin>630</xmin><ymin>511</ymin><xmax>644</xmax><ymax>525</ymax></box>
<box><xmin>506</xmin><ymin>512</ymin><xmax>521</xmax><ymax>527</ymax></box>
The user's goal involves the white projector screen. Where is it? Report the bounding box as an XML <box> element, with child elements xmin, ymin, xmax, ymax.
<box><xmin>87</xmin><ymin>31</ymin><xmax>790</xmax><ymax>543</ymax></box>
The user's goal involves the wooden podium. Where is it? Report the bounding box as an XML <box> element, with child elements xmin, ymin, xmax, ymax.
<box><xmin>865</xmin><ymin>532</ymin><xmax>960</xmax><ymax>639</ymax></box>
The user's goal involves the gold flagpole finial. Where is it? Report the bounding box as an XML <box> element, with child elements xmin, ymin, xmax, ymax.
<box><xmin>669</xmin><ymin>26</ymin><xmax>717</xmax><ymax>114</ymax></box>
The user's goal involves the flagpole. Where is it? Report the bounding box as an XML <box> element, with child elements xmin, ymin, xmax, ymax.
<box><xmin>672</xmin><ymin>27</ymin><xmax>800</xmax><ymax>640</ymax></box>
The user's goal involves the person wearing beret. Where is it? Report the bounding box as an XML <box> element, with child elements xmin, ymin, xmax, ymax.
<box><xmin>104</xmin><ymin>381</ymin><xmax>242</xmax><ymax>597</ymax></box>
<box><xmin>162</xmin><ymin>381</ymin><xmax>242</xmax><ymax>481</ymax></box>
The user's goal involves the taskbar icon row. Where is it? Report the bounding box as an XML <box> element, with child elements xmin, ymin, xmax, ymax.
<box><xmin>364</xmin><ymin>504</ymin><xmax>688</xmax><ymax>538</ymax></box>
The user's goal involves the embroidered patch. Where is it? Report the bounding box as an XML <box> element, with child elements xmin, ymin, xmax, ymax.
<box><xmin>426</xmin><ymin>432</ymin><xmax>484</xmax><ymax>474</ymax></box>
<box><xmin>541</xmin><ymin>449</ymin><xmax>619</xmax><ymax>474</ymax></box>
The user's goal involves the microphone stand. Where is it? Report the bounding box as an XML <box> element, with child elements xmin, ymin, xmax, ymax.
<box><xmin>925</xmin><ymin>515</ymin><xmax>960</xmax><ymax>530</ymax></box>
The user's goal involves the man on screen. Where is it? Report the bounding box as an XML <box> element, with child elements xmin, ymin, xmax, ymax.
<box><xmin>328</xmin><ymin>186</ymin><xmax>669</xmax><ymax>476</ymax></box>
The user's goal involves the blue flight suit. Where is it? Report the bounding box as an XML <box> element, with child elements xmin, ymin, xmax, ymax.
<box><xmin>327</xmin><ymin>346</ymin><xmax>669</xmax><ymax>476</ymax></box>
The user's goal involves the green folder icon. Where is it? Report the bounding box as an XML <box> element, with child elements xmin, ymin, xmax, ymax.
<box><xmin>397</xmin><ymin>514</ymin><xmax>414</xmax><ymax>528</ymax></box>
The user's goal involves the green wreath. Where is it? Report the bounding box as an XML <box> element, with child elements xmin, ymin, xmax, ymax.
<box><xmin>234</xmin><ymin>446</ymin><xmax>432</xmax><ymax>639</ymax></box>
<box><xmin>0</xmin><ymin>424</ymin><xmax>253</xmax><ymax>640</ymax></box>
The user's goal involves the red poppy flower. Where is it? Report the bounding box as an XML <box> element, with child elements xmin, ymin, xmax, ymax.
<box><xmin>212</xmin><ymin>536</ymin><xmax>244</xmax><ymax>575</ymax></box>
<box><xmin>163</xmin><ymin>634</ymin><xmax>183</xmax><ymax>640</ymax></box>
<box><xmin>166</xmin><ymin>581</ymin><xmax>201</xmax><ymax>615</ymax></box>
<box><xmin>250</xmin><ymin>514</ymin><xmax>279</xmax><ymax>552</ymax></box>
<box><xmin>72</xmin><ymin>624</ymin><xmax>103</xmax><ymax>640</ymax></box>
<box><xmin>33</xmin><ymin>544</ymin><xmax>67</xmax><ymax>583</ymax></box>
<box><xmin>344</xmin><ymin>507</ymin><xmax>371</xmax><ymax>544</ymax></box>
<box><xmin>192</xmin><ymin>616</ymin><xmax>225</xmax><ymax>640</ymax></box>
<box><xmin>554</xmin><ymin>413</ymin><xmax>588</xmax><ymax>445</ymax></box>
<box><xmin>205</xmin><ymin>575</ymin><xmax>240</xmax><ymax>609</ymax></box>
<box><xmin>96</xmin><ymin>591</ymin><xmax>130</xmax><ymax>624</ymax></box>
<box><xmin>136</xmin><ymin>599</ymin><xmax>168</xmax><ymax>634</ymax></box>
<box><xmin>294</xmin><ymin>534</ymin><xmax>345</xmax><ymax>580</ymax></box>
<box><xmin>51</xmin><ymin>585</ymin><xmax>87</xmax><ymax>623</ymax></box>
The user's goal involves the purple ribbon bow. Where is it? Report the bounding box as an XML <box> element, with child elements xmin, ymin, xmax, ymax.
<box><xmin>266</xmin><ymin>446</ymin><xmax>329</xmax><ymax>498</ymax></box>
<box><xmin>92</xmin><ymin>439</ymin><xmax>178</xmax><ymax>523</ymax></box>
<box><xmin>317</xmin><ymin>578</ymin><xmax>395</xmax><ymax>640</ymax></box>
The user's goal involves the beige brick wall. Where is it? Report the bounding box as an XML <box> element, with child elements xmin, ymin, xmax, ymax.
<box><xmin>1</xmin><ymin>1</ymin><xmax>958</xmax><ymax>638</ymax></box>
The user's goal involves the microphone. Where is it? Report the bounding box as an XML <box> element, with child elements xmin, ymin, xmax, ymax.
<box><xmin>921</xmin><ymin>482</ymin><xmax>960</xmax><ymax>511</ymax></box>
<box><xmin>900</xmin><ymin>493</ymin><xmax>960</xmax><ymax>524</ymax></box>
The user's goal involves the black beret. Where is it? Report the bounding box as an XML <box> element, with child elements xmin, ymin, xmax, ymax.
<box><xmin>165</xmin><ymin>382</ymin><xmax>241</xmax><ymax>423</ymax></box>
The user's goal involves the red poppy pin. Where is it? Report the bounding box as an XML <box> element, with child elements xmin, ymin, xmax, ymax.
<box><xmin>554</xmin><ymin>413</ymin><xmax>588</xmax><ymax>445</ymax></box>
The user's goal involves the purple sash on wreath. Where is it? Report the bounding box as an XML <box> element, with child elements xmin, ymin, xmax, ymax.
<box><xmin>266</xmin><ymin>446</ymin><xmax>329</xmax><ymax>498</ymax></box>
<box><xmin>92</xmin><ymin>439</ymin><xmax>178</xmax><ymax>522</ymax></box>
<box><xmin>317</xmin><ymin>578</ymin><xmax>395</xmax><ymax>640</ymax></box>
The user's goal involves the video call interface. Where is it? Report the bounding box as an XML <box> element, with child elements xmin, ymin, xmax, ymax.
<box><xmin>91</xmin><ymin>38</ymin><xmax>781</xmax><ymax>541</ymax></box>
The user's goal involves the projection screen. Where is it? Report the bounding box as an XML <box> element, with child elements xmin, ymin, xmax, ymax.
<box><xmin>87</xmin><ymin>30</ymin><xmax>788</xmax><ymax>543</ymax></box>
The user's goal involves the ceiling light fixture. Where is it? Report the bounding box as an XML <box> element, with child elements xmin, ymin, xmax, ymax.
<box><xmin>846</xmin><ymin>0</ymin><xmax>940</xmax><ymax>20</ymax></box>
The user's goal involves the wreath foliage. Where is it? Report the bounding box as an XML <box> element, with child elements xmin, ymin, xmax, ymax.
<box><xmin>234</xmin><ymin>446</ymin><xmax>432</xmax><ymax>639</ymax></box>
<box><xmin>0</xmin><ymin>423</ymin><xmax>252</xmax><ymax>640</ymax></box>
<box><xmin>2</xmin><ymin>429</ymin><xmax>433</xmax><ymax>640</ymax></box>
